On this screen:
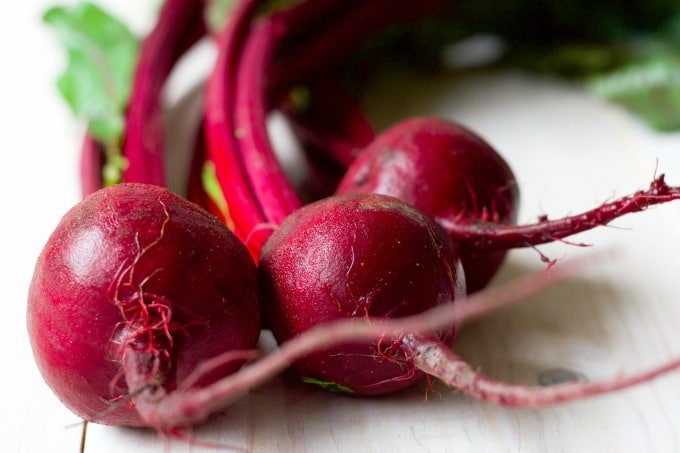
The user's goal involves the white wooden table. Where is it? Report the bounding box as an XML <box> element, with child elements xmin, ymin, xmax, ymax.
<box><xmin>3</xmin><ymin>2</ymin><xmax>680</xmax><ymax>452</ymax></box>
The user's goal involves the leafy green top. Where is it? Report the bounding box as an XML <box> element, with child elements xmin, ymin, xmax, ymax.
<box><xmin>587</xmin><ymin>18</ymin><xmax>680</xmax><ymax>131</ymax></box>
<box><xmin>204</xmin><ymin>0</ymin><xmax>238</xmax><ymax>34</ymax></box>
<box><xmin>44</xmin><ymin>2</ymin><xmax>139</xmax><ymax>185</ymax></box>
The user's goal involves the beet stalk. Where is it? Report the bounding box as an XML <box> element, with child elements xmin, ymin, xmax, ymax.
<box><xmin>233</xmin><ymin>17</ymin><xmax>301</xmax><ymax>226</ymax></box>
<box><xmin>122</xmin><ymin>0</ymin><xmax>206</xmax><ymax>186</ymax></box>
<box><xmin>80</xmin><ymin>133</ymin><xmax>106</xmax><ymax>196</ymax></box>
<box><xmin>204</xmin><ymin>0</ymin><xmax>269</xmax><ymax>252</ymax></box>
<box><xmin>205</xmin><ymin>0</ymin><xmax>378</xmax><ymax>254</ymax></box>
<box><xmin>206</xmin><ymin>0</ymin><xmax>446</xmax><ymax>257</ymax></box>
<box><xmin>281</xmin><ymin>75</ymin><xmax>375</xmax><ymax>168</ymax></box>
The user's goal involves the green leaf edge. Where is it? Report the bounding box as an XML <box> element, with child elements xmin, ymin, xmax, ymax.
<box><xmin>301</xmin><ymin>377</ymin><xmax>355</xmax><ymax>394</ymax></box>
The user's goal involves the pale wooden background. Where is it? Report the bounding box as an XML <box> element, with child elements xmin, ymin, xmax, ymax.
<box><xmin>3</xmin><ymin>2</ymin><xmax>680</xmax><ymax>452</ymax></box>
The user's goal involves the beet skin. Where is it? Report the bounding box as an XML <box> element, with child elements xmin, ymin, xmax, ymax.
<box><xmin>27</xmin><ymin>183</ymin><xmax>261</xmax><ymax>426</ymax></box>
<box><xmin>258</xmin><ymin>193</ymin><xmax>465</xmax><ymax>395</ymax></box>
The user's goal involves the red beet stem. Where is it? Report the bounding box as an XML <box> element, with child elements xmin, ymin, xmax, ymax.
<box><xmin>441</xmin><ymin>174</ymin><xmax>680</xmax><ymax>253</ymax></box>
<box><xmin>211</xmin><ymin>0</ymin><xmax>442</xmax><ymax>254</ymax></box>
<box><xmin>204</xmin><ymin>0</ymin><xmax>269</xmax><ymax>250</ymax></box>
<box><xmin>78</xmin><ymin>0</ymin><xmax>207</xmax><ymax>193</ymax></box>
<box><xmin>234</xmin><ymin>17</ymin><xmax>301</xmax><ymax>227</ymax></box>
<box><xmin>122</xmin><ymin>0</ymin><xmax>206</xmax><ymax>185</ymax></box>
<box><xmin>282</xmin><ymin>75</ymin><xmax>375</xmax><ymax>168</ymax></box>
<box><xmin>80</xmin><ymin>133</ymin><xmax>105</xmax><ymax>197</ymax></box>
<box><xmin>205</xmin><ymin>0</ymin><xmax>382</xmax><ymax>254</ymax></box>
<box><xmin>185</xmin><ymin>118</ymin><xmax>226</xmax><ymax>222</ymax></box>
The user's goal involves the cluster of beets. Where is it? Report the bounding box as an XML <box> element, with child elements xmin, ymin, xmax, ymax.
<box><xmin>27</xmin><ymin>0</ymin><xmax>680</xmax><ymax>433</ymax></box>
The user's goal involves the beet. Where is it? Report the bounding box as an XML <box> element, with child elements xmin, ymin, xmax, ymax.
<box><xmin>259</xmin><ymin>193</ymin><xmax>466</xmax><ymax>395</ymax></box>
<box><xmin>27</xmin><ymin>183</ymin><xmax>260</xmax><ymax>427</ymax></box>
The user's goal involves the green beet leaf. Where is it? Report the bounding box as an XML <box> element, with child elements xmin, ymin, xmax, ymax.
<box><xmin>589</xmin><ymin>58</ymin><xmax>680</xmax><ymax>131</ymax></box>
<box><xmin>44</xmin><ymin>2</ymin><xmax>139</xmax><ymax>183</ymax></box>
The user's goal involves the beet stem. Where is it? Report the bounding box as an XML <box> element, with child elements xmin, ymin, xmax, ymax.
<box><xmin>234</xmin><ymin>17</ymin><xmax>302</xmax><ymax>226</ymax></box>
<box><xmin>206</xmin><ymin>0</ymin><xmax>443</xmax><ymax>254</ymax></box>
<box><xmin>200</xmin><ymin>1</ymin><xmax>292</xmax><ymax>226</ymax></box>
<box><xmin>80</xmin><ymin>133</ymin><xmax>105</xmax><ymax>196</ymax></box>
<box><xmin>205</xmin><ymin>0</ymin><xmax>384</xmax><ymax>253</ymax></box>
<box><xmin>282</xmin><ymin>75</ymin><xmax>375</xmax><ymax>168</ymax></box>
<box><xmin>205</xmin><ymin>0</ymin><xmax>269</xmax><ymax>248</ymax></box>
<box><xmin>123</xmin><ymin>0</ymin><xmax>206</xmax><ymax>186</ymax></box>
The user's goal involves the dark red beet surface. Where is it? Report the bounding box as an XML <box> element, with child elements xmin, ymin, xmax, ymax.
<box><xmin>258</xmin><ymin>193</ymin><xmax>465</xmax><ymax>395</ymax></box>
<box><xmin>27</xmin><ymin>183</ymin><xmax>261</xmax><ymax>426</ymax></box>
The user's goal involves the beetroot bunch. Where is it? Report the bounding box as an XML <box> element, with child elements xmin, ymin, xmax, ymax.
<box><xmin>29</xmin><ymin>0</ymin><xmax>680</xmax><ymax>433</ymax></box>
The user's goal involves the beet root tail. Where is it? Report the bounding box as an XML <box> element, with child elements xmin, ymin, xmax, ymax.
<box><xmin>443</xmin><ymin>174</ymin><xmax>680</xmax><ymax>253</ymax></box>
<box><xmin>411</xmin><ymin>338</ymin><xmax>680</xmax><ymax>407</ymax></box>
<box><xmin>120</xmin><ymin>261</ymin><xmax>574</xmax><ymax>428</ymax></box>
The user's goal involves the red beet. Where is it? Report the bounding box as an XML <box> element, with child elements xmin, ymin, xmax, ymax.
<box><xmin>259</xmin><ymin>193</ymin><xmax>465</xmax><ymax>395</ymax></box>
<box><xmin>337</xmin><ymin>117</ymin><xmax>519</xmax><ymax>292</ymax></box>
<box><xmin>27</xmin><ymin>183</ymin><xmax>260</xmax><ymax>427</ymax></box>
